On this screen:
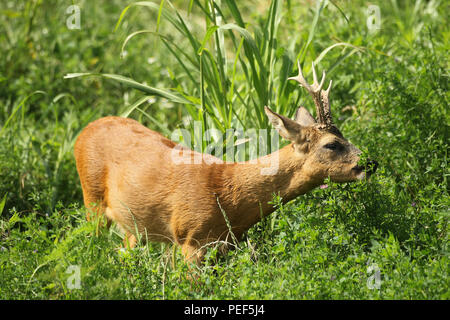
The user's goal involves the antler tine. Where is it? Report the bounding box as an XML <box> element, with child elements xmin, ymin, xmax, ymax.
<box><xmin>288</xmin><ymin>60</ymin><xmax>334</xmax><ymax>127</ymax></box>
<box><xmin>312</xmin><ymin>61</ymin><xmax>325</xmax><ymax>92</ymax></box>
<box><xmin>288</xmin><ymin>60</ymin><xmax>312</xmax><ymax>91</ymax></box>
<box><xmin>312</xmin><ymin>62</ymin><xmax>318</xmax><ymax>86</ymax></box>
<box><xmin>324</xmin><ymin>79</ymin><xmax>332</xmax><ymax>94</ymax></box>
<box><xmin>311</xmin><ymin>62</ymin><xmax>326</xmax><ymax>92</ymax></box>
<box><xmin>321</xmin><ymin>80</ymin><xmax>333</xmax><ymax>125</ymax></box>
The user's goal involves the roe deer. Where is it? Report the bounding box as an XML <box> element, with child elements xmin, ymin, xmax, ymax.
<box><xmin>74</xmin><ymin>62</ymin><xmax>378</xmax><ymax>264</ymax></box>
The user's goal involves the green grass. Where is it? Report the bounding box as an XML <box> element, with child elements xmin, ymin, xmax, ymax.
<box><xmin>0</xmin><ymin>0</ymin><xmax>448</xmax><ymax>299</ymax></box>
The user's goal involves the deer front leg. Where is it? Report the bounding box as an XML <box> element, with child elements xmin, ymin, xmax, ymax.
<box><xmin>181</xmin><ymin>242</ymin><xmax>205</xmax><ymax>266</ymax></box>
<box><xmin>123</xmin><ymin>232</ymin><xmax>137</xmax><ymax>249</ymax></box>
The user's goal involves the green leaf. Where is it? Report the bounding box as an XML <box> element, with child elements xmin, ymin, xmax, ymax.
<box><xmin>0</xmin><ymin>91</ymin><xmax>47</xmax><ymax>137</ymax></box>
<box><xmin>64</xmin><ymin>73</ymin><xmax>196</xmax><ymax>106</ymax></box>
<box><xmin>329</xmin><ymin>0</ymin><xmax>350</xmax><ymax>23</ymax></box>
<box><xmin>120</xmin><ymin>95</ymin><xmax>154</xmax><ymax>118</ymax></box>
<box><xmin>314</xmin><ymin>42</ymin><xmax>364</xmax><ymax>67</ymax></box>
<box><xmin>0</xmin><ymin>194</ymin><xmax>6</xmax><ymax>216</ymax></box>
<box><xmin>198</xmin><ymin>25</ymin><xmax>219</xmax><ymax>55</ymax></box>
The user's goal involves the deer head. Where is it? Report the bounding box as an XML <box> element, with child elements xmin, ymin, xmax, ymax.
<box><xmin>265</xmin><ymin>61</ymin><xmax>378</xmax><ymax>184</ymax></box>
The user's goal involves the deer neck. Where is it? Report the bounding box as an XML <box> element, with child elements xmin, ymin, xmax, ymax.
<box><xmin>219</xmin><ymin>144</ymin><xmax>318</xmax><ymax>233</ymax></box>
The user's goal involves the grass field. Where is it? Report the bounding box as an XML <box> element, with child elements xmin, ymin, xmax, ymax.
<box><xmin>0</xmin><ymin>0</ymin><xmax>448</xmax><ymax>299</ymax></box>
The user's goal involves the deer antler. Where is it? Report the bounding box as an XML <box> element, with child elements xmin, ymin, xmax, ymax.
<box><xmin>288</xmin><ymin>61</ymin><xmax>333</xmax><ymax>127</ymax></box>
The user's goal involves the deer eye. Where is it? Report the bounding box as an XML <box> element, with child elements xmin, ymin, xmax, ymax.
<box><xmin>323</xmin><ymin>142</ymin><xmax>342</xmax><ymax>150</ymax></box>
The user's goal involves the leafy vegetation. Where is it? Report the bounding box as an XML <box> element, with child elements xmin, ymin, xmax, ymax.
<box><xmin>0</xmin><ymin>0</ymin><xmax>448</xmax><ymax>299</ymax></box>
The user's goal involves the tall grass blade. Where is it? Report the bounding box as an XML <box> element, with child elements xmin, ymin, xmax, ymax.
<box><xmin>120</xmin><ymin>95</ymin><xmax>154</xmax><ymax>118</ymax></box>
<box><xmin>0</xmin><ymin>193</ymin><xmax>7</xmax><ymax>216</ymax></box>
<box><xmin>298</xmin><ymin>0</ymin><xmax>327</xmax><ymax>63</ymax></box>
<box><xmin>314</xmin><ymin>42</ymin><xmax>364</xmax><ymax>67</ymax></box>
<box><xmin>0</xmin><ymin>91</ymin><xmax>46</xmax><ymax>136</ymax></box>
<box><xmin>329</xmin><ymin>0</ymin><xmax>349</xmax><ymax>23</ymax></box>
<box><xmin>64</xmin><ymin>73</ymin><xmax>196</xmax><ymax>106</ymax></box>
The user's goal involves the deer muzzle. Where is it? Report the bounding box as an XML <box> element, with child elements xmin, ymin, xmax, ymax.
<box><xmin>352</xmin><ymin>159</ymin><xmax>378</xmax><ymax>179</ymax></box>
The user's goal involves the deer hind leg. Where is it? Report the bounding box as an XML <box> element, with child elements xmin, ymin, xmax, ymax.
<box><xmin>81</xmin><ymin>187</ymin><xmax>112</xmax><ymax>230</ymax></box>
<box><xmin>76</xmin><ymin>153</ymin><xmax>111</xmax><ymax>227</ymax></box>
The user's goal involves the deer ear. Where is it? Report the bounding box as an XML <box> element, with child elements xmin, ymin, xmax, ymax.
<box><xmin>264</xmin><ymin>106</ymin><xmax>303</xmax><ymax>141</ymax></box>
<box><xmin>294</xmin><ymin>106</ymin><xmax>316</xmax><ymax>126</ymax></box>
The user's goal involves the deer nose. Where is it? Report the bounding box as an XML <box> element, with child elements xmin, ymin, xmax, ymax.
<box><xmin>365</xmin><ymin>159</ymin><xmax>378</xmax><ymax>175</ymax></box>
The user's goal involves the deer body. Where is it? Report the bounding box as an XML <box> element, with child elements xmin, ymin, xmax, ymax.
<box><xmin>75</xmin><ymin>116</ymin><xmax>321</xmax><ymax>262</ymax></box>
<box><xmin>74</xmin><ymin>62</ymin><xmax>377</xmax><ymax>264</ymax></box>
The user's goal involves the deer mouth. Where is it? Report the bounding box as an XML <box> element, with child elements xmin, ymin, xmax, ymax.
<box><xmin>352</xmin><ymin>160</ymin><xmax>378</xmax><ymax>179</ymax></box>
